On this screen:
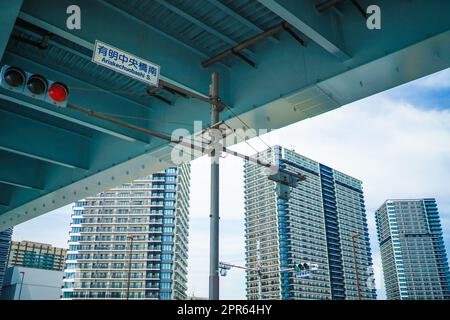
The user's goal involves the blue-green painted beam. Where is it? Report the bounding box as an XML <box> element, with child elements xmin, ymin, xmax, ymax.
<box><xmin>0</xmin><ymin>0</ymin><xmax>23</xmax><ymax>59</ymax></box>
<box><xmin>0</xmin><ymin>186</ymin><xmax>13</xmax><ymax>207</ymax></box>
<box><xmin>1</xmin><ymin>0</ymin><xmax>450</xmax><ymax>230</ymax></box>
<box><xmin>1</xmin><ymin>51</ymin><xmax>151</xmax><ymax>144</ymax></box>
<box><xmin>0</xmin><ymin>151</ymin><xmax>45</xmax><ymax>191</ymax></box>
<box><xmin>153</xmin><ymin>0</ymin><xmax>255</xmax><ymax>58</ymax></box>
<box><xmin>12</xmin><ymin>24</ymin><xmax>157</xmax><ymax>109</ymax></box>
<box><xmin>206</xmin><ymin>0</ymin><xmax>278</xmax><ymax>44</ymax></box>
<box><xmin>0</xmin><ymin>91</ymin><xmax>139</xmax><ymax>143</ymax></box>
<box><xmin>0</xmin><ymin>107</ymin><xmax>90</xmax><ymax>169</ymax></box>
<box><xmin>258</xmin><ymin>0</ymin><xmax>350</xmax><ymax>60</ymax></box>
<box><xmin>19</xmin><ymin>0</ymin><xmax>230</xmax><ymax>99</ymax></box>
<box><xmin>98</xmin><ymin>0</ymin><xmax>223</xmax><ymax>64</ymax></box>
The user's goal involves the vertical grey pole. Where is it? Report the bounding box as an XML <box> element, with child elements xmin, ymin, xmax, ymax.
<box><xmin>209</xmin><ymin>72</ymin><xmax>220</xmax><ymax>300</ymax></box>
<box><xmin>126</xmin><ymin>236</ymin><xmax>134</xmax><ymax>300</ymax></box>
<box><xmin>256</xmin><ymin>240</ymin><xmax>262</xmax><ymax>300</ymax></box>
<box><xmin>18</xmin><ymin>271</ymin><xmax>25</xmax><ymax>300</ymax></box>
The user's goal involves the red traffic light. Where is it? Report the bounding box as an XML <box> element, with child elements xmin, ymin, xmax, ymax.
<box><xmin>48</xmin><ymin>82</ymin><xmax>69</xmax><ymax>102</ymax></box>
<box><xmin>3</xmin><ymin>66</ymin><xmax>25</xmax><ymax>87</ymax></box>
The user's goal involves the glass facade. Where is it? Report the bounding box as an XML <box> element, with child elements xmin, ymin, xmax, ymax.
<box><xmin>61</xmin><ymin>165</ymin><xmax>190</xmax><ymax>300</ymax></box>
<box><xmin>244</xmin><ymin>146</ymin><xmax>375</xmax><ymax>300</ymax></box>
<box><xmin>375</xmin><ymin>199</ymin><xmax>450</xmax><ymax>300</ymax></box>
<box><xmin>0</xmin><ymin>228</ymin><xmax>13</xmax><ymax>297</ymax></box>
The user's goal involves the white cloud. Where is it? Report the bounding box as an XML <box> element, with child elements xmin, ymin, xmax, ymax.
<box><xmin>13</xmin><ymin>71</ymin><xmax>450</xmax><ymax>300</ymax></box>
<box><xmin>409</xmin><ymin>67</ymin><xmax>450</xmax><ymax>89</ymax></box>
<box><xmin>187</xmin><ymin>89</ymin><xmax>450</xmax><ymax>300</ymax></box>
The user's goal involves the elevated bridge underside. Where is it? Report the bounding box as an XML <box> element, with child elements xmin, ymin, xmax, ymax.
<box><xmin>0</xmin><ymin>0</ymin><xmax>449</xmax><ymax>230</ymax></box>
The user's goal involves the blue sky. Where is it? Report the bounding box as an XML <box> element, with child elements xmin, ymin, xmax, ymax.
<box><xmin>12</xmin><ymin>67</ymin><xmax>450</xmax><ymax>300</ymax></box>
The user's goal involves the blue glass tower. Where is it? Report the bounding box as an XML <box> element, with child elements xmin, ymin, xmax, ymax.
<box><xmin>0</xmin><ymin>228</ymin><xmax>13</xmax><ymax>297</ymax></box>
<box><xmin>244</xmin><ymin>146</ymin><xmax>376</xmax><ymax>300</ymax></box>
<box><xmin>376</xmin><ymin>199</ymin><xmax>450</xmax><ymax>300</ymax></box>
<box><xmin>62</xmin><ymin>165</ymin><xmax>190</xmax><ymax>300</ymax></box>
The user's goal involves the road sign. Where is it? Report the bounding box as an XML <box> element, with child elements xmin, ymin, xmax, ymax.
<box><xmin>92</xmin><ymin>40</ymin><xmax>160</xmax><ymax>86</ymax></box>
<box><xmin>295</xmin><ymin>271</ymin><xmax>311</xmax><ymax>278</ymax></box>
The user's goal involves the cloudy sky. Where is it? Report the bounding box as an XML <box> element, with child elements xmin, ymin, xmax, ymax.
<box><xmin>12</xmin><ymin>67</ymin><xmax>450</xmax><ymax>300</ymax></box>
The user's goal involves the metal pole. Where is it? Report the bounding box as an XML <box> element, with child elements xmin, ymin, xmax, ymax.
<box><xmin>18</xmin><ymin>271</ymin><xmax>25</xmax><ymax>300</ymax></box>
<box><xmin>352</xmin><ymin>233</ymin><xmax>362</xmax><ymax>300</ymax></box>
<box><xmin>126</xmin><ymin>235</ymin><xmax>134</xmax><ymax>300</ymax></box>
<box><xmin>67</xmin><ymin>103</ymin><xmax>306</xmax><ymax>181</ymax></box>
<box><xmin>256</xmin><ymin>240</ymin><xmax>262</xmax><ymax>300</ymax></box>
<box><xmin>209</xmin><ymin>72</ymin><xmax>221</xmax><ymax>300</ymax></box>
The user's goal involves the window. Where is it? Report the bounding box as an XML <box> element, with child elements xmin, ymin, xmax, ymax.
<box><xmin>164</xmin><ymin>209</ymin><xmax>174</xmax><ymax>215</ymax></box>
<box><xmin>162</xmin><ymin>254</ymin><xmax>173</xmax><ymax>260</ymax></box>
<box><xmin>164</xmin><ymin>218</ymin><xmax>174</xmax><ymax>224</ymax></box>
<box><xmin>161</xmin><ymin>263</ymin><xmax>172</xmax><ymax>270</ymax></box>
<box><xmin>160</xmin><ymin>292</ymin><xmax>171</xmax><ymax>299</ymax></box>
<box><xmin>160</xmin><ymin>282</ymin><xmax>171</xmax><ymax>289</ymax></box>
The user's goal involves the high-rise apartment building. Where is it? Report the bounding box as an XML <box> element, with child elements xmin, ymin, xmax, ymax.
<box><xmin>244</xmin><ymin>146</ymin><xmax>375</xmax><ymax>300</ymax></box>
<box><xmin>7</xmin><ymin>240</ymin><xmax>67</xmax><ymax>271</ymax></box>
<box><xmin>0</xmin><ymin>228</ymin><xmax>13</xmax><ymax>296</ymax></box>
<box><xmin>375</xmin><ymin>199</ymin><xmax>450</xmax><ymax>300</ymax></box>
<box><xmin>62</xmin><ymin>165</ymin><xmax>190</xmax><ymax>300</ymax></box>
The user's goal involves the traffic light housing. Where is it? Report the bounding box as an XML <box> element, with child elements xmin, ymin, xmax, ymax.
<box><xmin>268</xmin><ymin>171</ymin><xmax>301</xmax><ymax>188</ymax></box>
<box><xmin>268</xmin><ymin>170</ymin><xmax>303</xmax><ymax>200</ymax></box>
<box><xmin>0</xmin><ymin>65</ymin><xmax>69</xmax><ymax>107</ymax></box>
<box><xmin>294</xmin><ymin>263</ymin><xmax>319</xmax><ymax>272</ymax></box>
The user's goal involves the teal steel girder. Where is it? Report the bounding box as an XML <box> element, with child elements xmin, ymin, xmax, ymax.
<box><xmin>0</xmin><ymin>0</ymin><xmax>450</xmax><ymax>229</ymax></box>
<box><xmin>0</xmin><ymin>0</ymin><xmax>23</xmax><ymax>59</ymax></box>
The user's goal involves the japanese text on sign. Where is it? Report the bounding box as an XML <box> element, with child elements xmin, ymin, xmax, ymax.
<box><xmin>92</xmin><ymin>40</ymin><xmax>160</xmax><ymax>86</ymax></box>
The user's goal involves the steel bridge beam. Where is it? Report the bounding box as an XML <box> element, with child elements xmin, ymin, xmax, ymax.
<box><xmin>99</xmin><ymin>0</ymin><xmax>221</xmax><ymax>63</ymax></box>
<box><xmin>258</xmin><ymin>0</ymin><xmax>350</xmax><ymax>60</ymax></box>
<box><xmin>19</xmin><ymin>0</ymin><xmax>229</xmax><ymax>100</ymax></box>
<box><xmin>0</xmin><ymin>151</ymin><xmax>46</xmax><ymax>191</ymax></box>
<box><xmin>0</xmin><ymin>186</ymin><xmax>13</xmax><ymax>207</ymax></box>
<box><xmin>153</xmin><ymin>0</ymin><xmax>255</xmax><ymax>59</ymax></box>
<box><xmin>1</xmin><ymin>51</ymin><xmax>151</xmax><ymax>144</ymax></box>
<box><xmin>0</xmin><ymin>0</ymin><xmax>23</xmax><ymax>59</ymax></box>
<box><xmin>0</xmin><ymin>108</ymin><xmax>90</xmax><ymax>169</ymax></box>
<box><xmin>206</xmin><ymin>0</ymin><xmax>279</xmax><ymax>44</ymax></box>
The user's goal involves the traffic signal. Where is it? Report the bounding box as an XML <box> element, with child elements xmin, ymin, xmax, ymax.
<box><xmin>294</xmin><ymin>263</ymin><xmax>319</xmax><ymax>272</ymax></box>
<box><xmin>268</xmin><ymin>171</ymin><xmax>302</xmax><ymax>200</ymax></box>
<box><xmin>294</xmin><ymin>263</ymin><xmax>308</xmax><ymax>272</ymax></box>
<box><xmin>268</xmin><ymin>171</ymin><xmax>301</xmax><ymax>188</ymax></box>
<box><xmin>0</xmin><ymin>65</ymin><xmax>69</xmax><ymax>107</ymax></box>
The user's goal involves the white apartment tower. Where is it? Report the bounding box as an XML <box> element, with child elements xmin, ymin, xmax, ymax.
<box><xmin>62</xmin><ymin>165</ymin><xmax>190</xmax><ymax>300</ymax></box>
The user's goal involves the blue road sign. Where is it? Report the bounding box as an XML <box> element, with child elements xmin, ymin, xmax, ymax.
<box><xmin>92</xmin><ymin>40</ymin><xmax>160</xmax><ymax>86</ymax></box>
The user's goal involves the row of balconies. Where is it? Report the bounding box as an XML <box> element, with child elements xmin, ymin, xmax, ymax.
<box><xmin>70</xmin><ymin>273</ymin><xmax>159</xmax><ymax>280</ymax></box>
<box><xmin>76</xmin><ymin>228</ymin><xmax>163</xmax><ymax>233</ymax></box>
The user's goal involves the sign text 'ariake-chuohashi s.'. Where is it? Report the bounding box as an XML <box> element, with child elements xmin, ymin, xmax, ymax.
<box><xmin>92</xmin><ymin>40</ymin><xmax>160</xmax><ymax>86</ymax></box>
